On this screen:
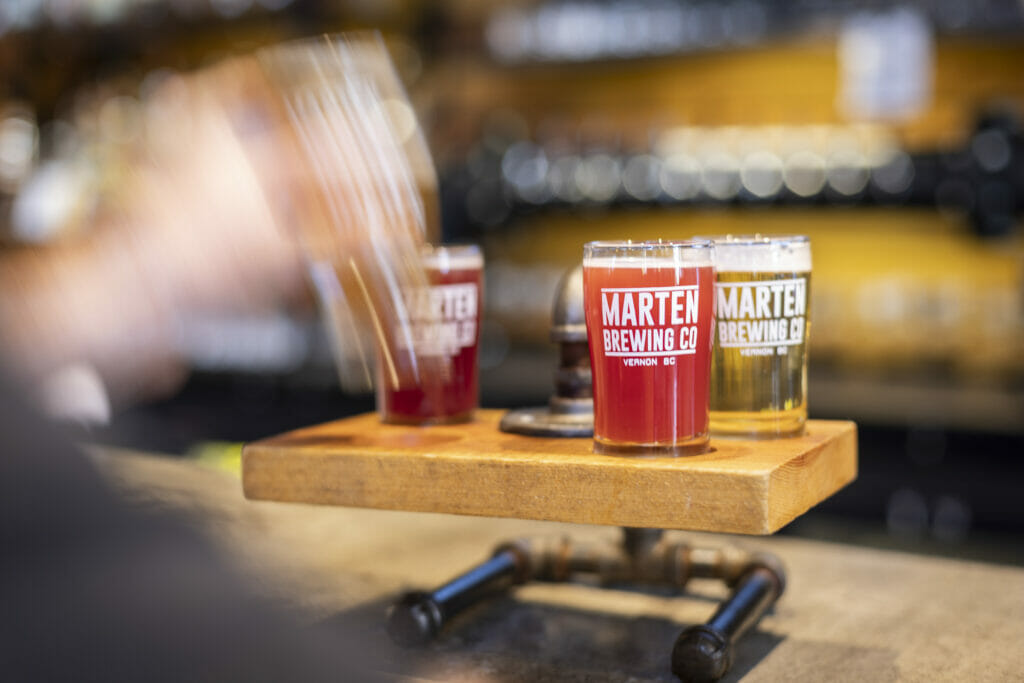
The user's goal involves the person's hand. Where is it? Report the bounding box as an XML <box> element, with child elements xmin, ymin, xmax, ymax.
<box><xmin>0</xmin><ymin>37</ymin><xmax>441</xmax><ymax>408</ymax></box>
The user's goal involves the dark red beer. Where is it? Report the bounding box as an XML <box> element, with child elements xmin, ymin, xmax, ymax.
<box><xmin>583</xmin><ymin>241</ymin><xmax>715</xmax><ymax>455</ymax></box>
<box><xmin>379</xmin><ymin>245</ymin><xmax>483</xmax><ymax>424</ymax></box>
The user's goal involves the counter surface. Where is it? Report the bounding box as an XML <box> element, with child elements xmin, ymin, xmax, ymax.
<box><xmin>97</xmin><ymin>450</ymin><xmax>1024</xmax><ymax>682</ymax></box>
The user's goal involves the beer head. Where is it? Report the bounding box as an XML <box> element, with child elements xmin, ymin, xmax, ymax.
<box><xmin>583</xmin><ymin>239</ymin><xmax>715</xmax><ymax>269</ymax></box>
<box><xmin>697</xmin><ymin>235</ymin><xmax>810</xmax><ymax>273</ymax></box>
<box><xmin>420</xmin><ymin>243</ymin><xmax>484</xmax><ymax>273</ymax></box>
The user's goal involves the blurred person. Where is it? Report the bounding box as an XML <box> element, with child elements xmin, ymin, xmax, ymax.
<box><xmin>0</xmin><ymin>37</ymin><xmax>436</xmax><ymax>680</ymax></box>
<box><xmin>0</xmin><ymin>35</ymin><xmax>437</xmax><ymax>412</ymax></box>
<box><xmin>0</xmin><ymin>364</ymin><xmax>393</xmax><ymax>682</ymax></box>
<box><xmin>0</xmin><ymin>60</ymin><xmax>310</xmax><ymax>408</ymax></box>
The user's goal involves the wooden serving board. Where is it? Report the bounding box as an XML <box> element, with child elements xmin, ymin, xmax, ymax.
<box><xmin>242</xmin><ymin>410</ymin><xmax>857</xmax><ymax>535</ymax></box>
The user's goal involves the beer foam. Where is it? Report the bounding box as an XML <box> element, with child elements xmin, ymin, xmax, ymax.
<box><xmin>584</xmin><ymin>241</ymin><xmax>714</xmax><ymax>268</ymax></box>
<box><xmin>584</xmin><ymin>255</ymin><xmax>713</xmax><ymax>268</ymax></box>
<box><xmin>700</xmin><ymin>235</ymin><xmax>811</xmax><ymax>273</ymax></box>
<box><xmin>422</xmin><ymin>245</ymin><xmax>483</xmax><ymax>271</ymax></box>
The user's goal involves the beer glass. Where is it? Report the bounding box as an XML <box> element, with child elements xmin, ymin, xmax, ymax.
<box><xmin>704</xmin><ymin>235</ymin><xmax>812</xmax><ymax>437</ymax></box>
<box><xmin>583</xmin><ymin>240</ymin><xmax>715</xmax><ymax>455</ymax></box>
<box><xmin>378</xmin><ymin>244</ymin><xmax>483</xmax><ymax>424</ymax></box>
<box><xmin>258</xmin><ymin>33</ymin><xmax>440</xmax><ymax>394</ymax></box>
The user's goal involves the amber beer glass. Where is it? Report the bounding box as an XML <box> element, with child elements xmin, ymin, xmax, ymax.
<box><xmin>583</xmin><ymin>240</ymin><xmax>715</xmax><ymax>455</ymax></box>
<box><xmin>379</xmin><ymin>245</ymin><xmax>483</xmax><ymax>424</ymax></box>
<box><xmin>705</xmin><ymin>235</ymin><xmax>812</xmax><ymax>437</ymax></box>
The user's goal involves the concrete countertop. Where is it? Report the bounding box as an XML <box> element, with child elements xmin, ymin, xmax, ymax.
<box><xmin>96</xmin><ymin>449</ymin><xmax>1024</xmax><ymax>682</ymax></box>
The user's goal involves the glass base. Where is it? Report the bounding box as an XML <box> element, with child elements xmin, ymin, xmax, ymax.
<box><xmin>380</xmin><ymin>410</ymin><xmax>474</xmax><ymax>426</ymax></box>
<box><xmin>709</xmin><ymin>410</ymin><xmax>805</xmax><ymax>439</ymax></box>
<box><xmin>593</xmin><ymin>434</ymin><xmax>710</xmax><ymax>457</ymax></box>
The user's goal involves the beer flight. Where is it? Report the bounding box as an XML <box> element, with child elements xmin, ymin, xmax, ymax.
<box><xmin>380</xmin><ymin>235</ymin><xmax>812</xmax><ymax>455</ymax></box>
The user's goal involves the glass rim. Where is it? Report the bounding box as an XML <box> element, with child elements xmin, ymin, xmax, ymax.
<box><xmin>694</xmin><ymin>234</ymin><xmax>809</xmax><ymax>247</ymax></box>
<box><xmin>421</xmin><ymin>242</ymin><xmax>481</xmax><ymax>255</ymax></box>
<box><xmin>584</xmin><ymin>239</ymin><xmax>714</xmax><ymax>251</ymax></box>
<box><xmin>421</xmin><ymin>242</ymin><xmax>482</xmax><ymax>267</ymax></box>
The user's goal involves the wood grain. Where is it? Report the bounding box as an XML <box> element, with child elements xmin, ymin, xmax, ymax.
<box><xmin>241</xmin><ymin>410</ymin><xmax>857</xmax><ymax>535</ymax></box>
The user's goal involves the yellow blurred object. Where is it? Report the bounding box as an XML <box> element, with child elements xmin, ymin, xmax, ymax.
<box><xmin>187</xmin><ymin>441</ymin><xmax>244</xmax><ymax>476</ymax></box>
<box><xmin>484</xmin><ymin>208</ymin><xmax>1024</xmax><ymax>380</ymax></box>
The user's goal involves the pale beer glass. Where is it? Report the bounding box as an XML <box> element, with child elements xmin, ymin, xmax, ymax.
<box><xmin>704</xmin><ymin>235</ymin><xmax>812</xmax><ymax>437</ymax></box>
<box><xmin>583</xmin><ymin>240</ymin><xmax>716</xmax><ymax>455</ymax></box>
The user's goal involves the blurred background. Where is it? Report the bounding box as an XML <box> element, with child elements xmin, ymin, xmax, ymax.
<box><xmin>1</xmin><ymin>0</ymin><xmax>1022</xmax><ymax>562</ymax></box>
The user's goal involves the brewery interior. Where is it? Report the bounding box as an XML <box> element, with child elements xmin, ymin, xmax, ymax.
<box><xmin>2</xmin><ymin>0</ymin><xmax>1023</xmax><ymax>554</ymax></box>
<box><xmin>1</xmin><ymin>1</ymin><xmax>1023</xmax><ymax>678</ymax></box>
<box><xmin>2</xmin><ymin>0</ymin><xmax>1024</xmax><ymax>679</ymax></box>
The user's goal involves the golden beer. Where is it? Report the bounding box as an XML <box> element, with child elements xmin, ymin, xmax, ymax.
<box><xmin>705</xmin><ymin>236</ymin><xmax>812</xmax><ymax>437</ymax></box>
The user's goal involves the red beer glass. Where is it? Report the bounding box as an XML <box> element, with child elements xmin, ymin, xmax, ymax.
<box><xmin>583</xmin><ymin>240</ymin><xmax>715</xmax><ymax>455</ymax></box>
<box><xmin>379</xmin><ymin>244</ymin><xmax>483</xmax><ymax>424</ymax></box>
